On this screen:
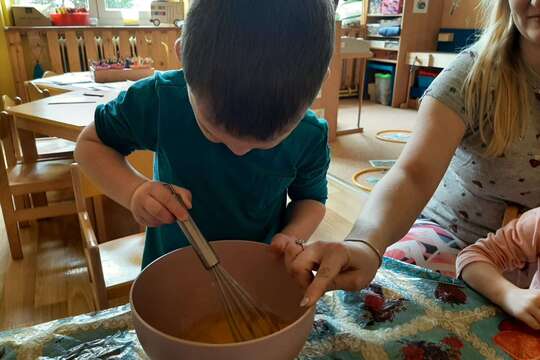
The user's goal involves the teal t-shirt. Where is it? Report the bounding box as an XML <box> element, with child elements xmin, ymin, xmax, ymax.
<box><xmin>94</xmin><ymin>70</ymin><xmax>330</xmax><ymax>268</ymax></box>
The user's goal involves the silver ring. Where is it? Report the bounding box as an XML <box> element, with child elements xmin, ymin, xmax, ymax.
<box><xmin>295</xmin><ymin>238</ymin><xmax>306</xmax><ymax>251</ymax></box>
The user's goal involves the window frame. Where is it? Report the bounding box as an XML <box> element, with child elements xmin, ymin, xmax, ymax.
<box><xmin>13</xmin><ymin>0</ymin><xmax>153</xmax><ymax>26</ymax></box>
<box><xmin>92</xmin><ymin>0</ymin><xmax>152</xmax><ymax>26</ymax></box>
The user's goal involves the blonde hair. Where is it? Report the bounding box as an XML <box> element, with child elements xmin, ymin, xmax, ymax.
<box><xmin>463</xmin><ymin>0</ymin><xmax>530</xmax><ymax>157</ymax></box>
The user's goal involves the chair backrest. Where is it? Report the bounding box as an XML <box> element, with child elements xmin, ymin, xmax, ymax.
<box><xmin>0</xmin><ymin>95</ymin><xmax>23</xmax><ymax>168</ymax></box>
<box><xmin>71</xmin><ymin>150</ymin><xmax>154</xmax><ymax>213</ymax></box>
<box><xmin>24</xmin><ymin>81</ymin><xmax>50</xmax><ymax>101</ymax></box>
<box><xmin>2</xmin><ymin>95</ymin><xmax>25</xmax><ymax>161</ymax></box>
<box><xmin>71</xmin><ymin>150</ymin><xmax>153</xmax><ymax>309</ymax></box>
<box><xmin>0</xmin><ymin>111</ymin><xmax>18</xmax><ymax>168</ymax></box>
<box><xmin>42</xmin><ymin>71</ymin><xmax>58</xmax><ymax>78</ymax></box>
<box><xmin>1</xmin><ymin>94</ymin><xmax>22</xmax><ymax>110</ymax></box>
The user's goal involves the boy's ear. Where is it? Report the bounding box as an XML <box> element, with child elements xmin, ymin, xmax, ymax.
<box><xmin>175</xmin><ymin>38</ymin><xmax>182</xmax><ymax>64</ymax></box>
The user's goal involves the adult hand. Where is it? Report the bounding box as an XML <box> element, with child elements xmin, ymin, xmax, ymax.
<box><xmin>271</xmin><ymin>234</ymin><xmax>381</xmax><ymax>307</ymax></box>
<box><xmin>129</xmin><ymin>181</ymin><xmax>192</xmax><ymax>227</ymax></box>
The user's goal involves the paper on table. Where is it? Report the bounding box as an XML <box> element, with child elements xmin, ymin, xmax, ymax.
<box><xmin>71</xmin><ymin>81</ymin><xmax>131</xmax><ymax>92</ymax></box>
<box><xmin>41</xmin><ymin>73</ymin><xmax>93</xmax><ymax>85</ymax></box>
<box><xmin>47</xmin><ymin>95</ymin><xmax>97</xmax><ymax>105</ymax></box>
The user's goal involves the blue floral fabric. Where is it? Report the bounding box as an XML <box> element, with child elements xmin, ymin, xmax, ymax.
<box><xmin>0</xmin><ymin>258</ymin><xmax>530</xmax><ymax>360</ymax></box>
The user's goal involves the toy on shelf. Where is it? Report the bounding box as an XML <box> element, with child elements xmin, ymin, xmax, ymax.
<box><xmin>150</xmin><ymin>1</ymin><xmax>184</xmax><ymax>27</ymax></box>
<box><xmin>381</xmin><ymin>0</ymin><xmax>404</xmax><ymax>15</ymax></box>
<box><xmin>50</xmin><ymin>7</ymin><xmax>90</xmax><ymax>26</ymax></box>
<box><xmin>90</xmin><ymin>57</ymin><xmax>155</xmax><ymax>83</ymax></box>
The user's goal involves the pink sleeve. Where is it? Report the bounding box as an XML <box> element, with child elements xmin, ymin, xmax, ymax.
<box><xmin>455</xmin><ymin>208</ymin><xmax>540</xmax><ymax>278</ymax></box>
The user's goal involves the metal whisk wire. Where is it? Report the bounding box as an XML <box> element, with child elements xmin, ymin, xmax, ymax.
<box><xmin>166</xmin><ymin>184</ymin><xmax>280</xmax><ymax>342</ymax></box>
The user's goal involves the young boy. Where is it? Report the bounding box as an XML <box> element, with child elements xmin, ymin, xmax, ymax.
<box><xmin>75</xmin><ymin>0</ymin><xmax>335</xmax><ymax>268</ymax></box>
<box><xmin>457</xmin><ymin>208</ymin><xmax>540</xmax><ymax>329</ymax></box>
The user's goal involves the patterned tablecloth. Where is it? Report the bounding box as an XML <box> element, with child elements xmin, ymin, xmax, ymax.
<box><xmin>0</xmin><ymin>258</ymin><xmax>537</xmax><ymax>360</ymax></box>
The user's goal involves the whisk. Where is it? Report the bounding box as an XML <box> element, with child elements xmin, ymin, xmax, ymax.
<box><xmin>166</xmin><ymin>184</ymin><xmax>280</xmax><ymax>342</ymax></box>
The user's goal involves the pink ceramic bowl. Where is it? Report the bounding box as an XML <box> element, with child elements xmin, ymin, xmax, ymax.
<box><xmin>130</xmin><ymin>240</ymin><xmax>315</xmax><ymax>360</ymax></box>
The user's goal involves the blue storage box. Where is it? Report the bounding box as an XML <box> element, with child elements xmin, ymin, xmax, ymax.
<box><xmin>417</xmin><ymin>75</ymin><xmax>435</xmax><ymax>88</ymax></box>
<box><xmin>410</xmin><ymin>86</ymin><xmax>428</xmax><ymax>99</ymax></box>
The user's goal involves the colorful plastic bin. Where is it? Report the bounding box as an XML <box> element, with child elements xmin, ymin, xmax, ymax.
<box><xmin>50</xmin><ymin>13</ymin><xmax>90</xmax><ymax>26</ymax></box>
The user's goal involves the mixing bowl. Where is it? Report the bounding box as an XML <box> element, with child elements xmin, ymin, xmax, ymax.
<box><xmin>130</xmin><ymin>240</ymin><xmax>315</xmax><ymax>360</ymax></box>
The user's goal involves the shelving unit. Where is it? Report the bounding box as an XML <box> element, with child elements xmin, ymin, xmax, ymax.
<box><xmin>370</xmin><ymin>47</ymin><xmax>398</xmax><ymax>51</ymax></box>
<box><xmin>361</xmin><ymin>0</ymin><xmax>443</xmax><ymax>107</ymax></box>
<box><xmin>367</xmin><ymin>34</ymin><xmax>400</xmax><ymax>39</ymax></box>
<box><xmin>367</xmin><ymin>13</ymin><xmax>403</xmax><ymax>17</ymax></box>
<box><xmin>370</xmin><ymin>58</ymin><xmax>397</xmax><ymax>64</ymax></box>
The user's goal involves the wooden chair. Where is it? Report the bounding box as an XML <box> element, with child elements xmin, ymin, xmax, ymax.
<box><xmin>71</xmin><ymin>151</ymin><xmax>153</xmax><ymax>310</ymax></box>
<box><xmin>20</xmin><ymin>83</ymin><xmax>75</xmax><ymax>160</ymax></box>
<box><xmin>0</xmin><ymin>110</ymin><xmax>77</xmax><ymax>260</ymax></box>
<box><xmin>42</xmin><ymin>70</ymin><xmax>58</xmax><ymax>78</ymax></box>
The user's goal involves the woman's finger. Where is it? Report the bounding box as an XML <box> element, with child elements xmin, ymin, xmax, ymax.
<box><xmin>326</xmin><ymin>269</ymin><xmax>371</xmax><ymax>292</ymax></box>
<box><xmin>289</xmin><ymin>246</ymin><xmax>318</xmax><ymax>289</ymax></box>
<box><xmin>301</xmin><ymin>244</ymin><xmax>349</xmax><ymax>307</ymax></box>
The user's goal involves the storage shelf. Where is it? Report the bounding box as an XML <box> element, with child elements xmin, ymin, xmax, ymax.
<box><xmin>367</xmin><ymin>13</ymin><xmax>403</xmax><ymax>17</ymax></box>
<box><xmin>367</xmin><ymin>34</ymin><xmax>401</xmax><ymax>39</ymax></box>
<box><xmin>369</xmin><ymin>58</ymin><xmax>397</xmax><ymax>64</ymax></box>
<box><xmin>370</xmin><ymin>47</ymin><xmax>399</xmax><ymax>52</ymax></box>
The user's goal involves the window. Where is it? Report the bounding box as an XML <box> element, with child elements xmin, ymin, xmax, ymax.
<box><xmin>95</xmin><ymin>0</ymin><xmax>152</xmax><ymax>25</ymax></box>
<box><xmin>13</xmin><ymin>0</ymin><xmax>153</xmax><ymax>25</ymax></box>
<box><xmin>103</xmin><ymin>0</ymin><xmax>151</xmax><ymax>11</ymax></box>
<box><xmin>14</xmin><ymin>0</ymin><xmax>90</xmax><ymax>15</ymax></box>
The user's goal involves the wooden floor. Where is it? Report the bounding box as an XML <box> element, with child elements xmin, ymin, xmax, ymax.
<box><xmin>330</xmin><ymin>99</ymin><xmax>416</xmax><ymax>186</ymax></box>
<box><xmin>0</xmin><ymin>215</ymin><xmax>95</xmax><ymax>330</ymax></box>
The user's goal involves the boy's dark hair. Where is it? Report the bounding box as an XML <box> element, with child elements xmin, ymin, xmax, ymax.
<box><xmin>182</xmin><ymin>0</ymin><xmax>335</xmax><ymax>141</ymax></box>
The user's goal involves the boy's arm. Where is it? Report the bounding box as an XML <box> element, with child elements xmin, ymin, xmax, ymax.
<box><xmin>76</xmin><ymin>123</ymin><xmax>148</xmax><ymax>209</ymax></box>
<box><xmin>280</xmin><ymin>200</ymin><xmax>326</xmax><ymax>241</ymax></box>
<box><xmin>271</xmin><ymin>117</ymin><xmax>330</xmax><ymax>288</ymax></box>
<box><xmin>280</xmin><ymin>118</ymin><xmax>330</xmax><ymax>241</ymax></box>
<box><xmin>459</xmin><ymin>209</ymin><xmax>540</xmax><ymax>329</ymax></box>
<box><xmin>75</xmin><ymin>78</ymin><xmax>189</xmax><ymax>225</ymax></box>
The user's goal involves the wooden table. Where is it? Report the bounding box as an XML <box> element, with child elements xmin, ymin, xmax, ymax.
<box><xmin>335</xmin><ymin>51</ymin><xmax>372</xmax><ymax>137</ymax></box>
<box><xmin>6</xmin><ymin>90</ymin><xmax>124</xmax><ymax>242</ymax></box>
<box><xmin>7</xmin><ymin>91</ymin><xmax>120</xmax><ymax>162</ymax></box>
<box><xmin>312</xmin><ymin>22</ymin><xmax>372</xmax><ymax>141</ymax></box>
<box><xmin>9</xmin><ymin>71</ymin><xmax>129</xmax><ymax>162</ymax></box>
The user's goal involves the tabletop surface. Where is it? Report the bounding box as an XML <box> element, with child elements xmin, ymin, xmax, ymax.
<box><xmin>6</xmin><ymin>90</ymin><xmax>120</xmax><ymax>130</ymax></box>
<box><xmin>0</xmin><ymin>257</ymin><xmax>529</xmax><ymax>360</ymax></box>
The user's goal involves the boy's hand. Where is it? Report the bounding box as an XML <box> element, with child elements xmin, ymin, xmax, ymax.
<box><xmin>130</xmin><ymin>181</ymin><xmax>192</xmax><ymax>227</ymax></box>
<box><xmin>271</xmin><ymin>234</ymin><xmax>380</xmax><ymax>307</ymax></box>
<box><xmin>500</xmin><ymin>288</ymin><xmax>540</xmax><ymax>330</ymax></box>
